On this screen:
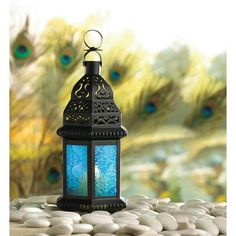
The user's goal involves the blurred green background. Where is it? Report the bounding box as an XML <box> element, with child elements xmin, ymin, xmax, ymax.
<box><xmin>10</xmin><ymin>1</ymin><xmax>226</xmax><ymax>202</ymax></box>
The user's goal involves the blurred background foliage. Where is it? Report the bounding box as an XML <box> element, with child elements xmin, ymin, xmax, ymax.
<box><xmin>10</xmin><ymin>16</ymin><xmax>226</xmax><ymax>202</ymax></box>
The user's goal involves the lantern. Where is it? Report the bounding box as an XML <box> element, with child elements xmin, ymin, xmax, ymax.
<box><xmin>57</xmin><ymin>30</ymin><xmax>127</xmax><ymax>213</ymax></box>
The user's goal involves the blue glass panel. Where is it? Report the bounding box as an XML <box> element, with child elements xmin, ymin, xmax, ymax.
<box><xmin>95</xmin><ymin>145</ymin><xmax>117</xmax><ymax>197</ymax></box>
<box><xmin>66</xmin><ymin>144</ymin><xmax>88</xmax><ymax>196</ymax></box>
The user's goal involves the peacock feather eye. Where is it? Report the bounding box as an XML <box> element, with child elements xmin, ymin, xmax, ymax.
<box><xmin>144</xmin><ymin>102</ymin><xmax>157</xmax><ymax>113</ymax></box>
<box><xmin>13</xmin><ymin>44</ymin><xmax>31</xmax><ymax>59</ymax></box>
<box><xmin>144</xmin><ymin>96</ymin><xmax>159</xmax><ymax>114</ymax></box>
<box><xmin>58</xmin><ymin>46</ymin><xmax>75</xmax><ymax>68</ymax></box>
<box><xmin>47</xmin><ymin>167</ymin><xmax>60</xmax><ymax>184</ymax></box>
<box><xmin>110</xmin><ymin>70</ymin><xmax>121</xmax><ymax>82</ymax></box>
<box><xmin>60</xmin><ymin>54</ymin><xmax>73</xmax><ymax>65</ymax></box>
<box><xmin>201</xmin><ymin>106</ymin><xmax>213</xmax><ymax>118</ymax></box>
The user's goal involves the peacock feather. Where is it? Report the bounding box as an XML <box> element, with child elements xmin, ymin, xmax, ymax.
<box><xmin>182</xmin><ymin>75</ymin><xmax>226</xmax><ymax>132</ymax></box>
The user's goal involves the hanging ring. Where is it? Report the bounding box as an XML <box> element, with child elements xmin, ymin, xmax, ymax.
<box><xmin>83</xmin><ymin>29</ymin><xmax>103</xmax><ymax>49</ymax></box>
<box><xmin>83</xmin><ymin>29</ymin><xmax>103</xmax><ymax>66</ymax></box>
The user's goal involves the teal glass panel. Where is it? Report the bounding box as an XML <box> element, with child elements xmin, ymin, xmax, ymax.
<box><xmin>95</xmin><ymin>145</ymin><xmax>117</xmax><ymax>197</ymax></box>
<box><xmin>66</xmin><ymin>144</ymin><xmax>88</xmax><ymax>196</ymax></box>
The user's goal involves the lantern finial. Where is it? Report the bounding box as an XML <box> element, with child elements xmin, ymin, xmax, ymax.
<box><xmin>83</xmin><ymin>29</ymin><xmax>103</xmax><ymax>67</ymax></box>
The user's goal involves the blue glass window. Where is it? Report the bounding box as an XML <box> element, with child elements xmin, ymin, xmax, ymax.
<box><xmin>95</xmin><ymin>145</ymin><xmax>117</xmax><ymax>197</ymax></box>
<box><xmin>66</xmin><ymin>144</ymin><xmax>88</xmax><ymax>196</ymax></box>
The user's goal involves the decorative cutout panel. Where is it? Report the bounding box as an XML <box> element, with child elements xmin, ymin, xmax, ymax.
<box><xmin>94</xmin><ymin>102</ymin><xmax>119</xmax><ymax>113</ymax></box>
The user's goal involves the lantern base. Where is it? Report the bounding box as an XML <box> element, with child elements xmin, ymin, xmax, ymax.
<box><xmin>57</xmin><ymin>196</ymin><xmax>126</xmax><ymax>213</ymax></box>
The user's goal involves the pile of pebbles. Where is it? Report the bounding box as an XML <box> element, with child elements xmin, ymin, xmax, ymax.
<box><xmin>10</xmin><ymin>195</ymin><xmax>227</xmax><ymax>236</ymax></box>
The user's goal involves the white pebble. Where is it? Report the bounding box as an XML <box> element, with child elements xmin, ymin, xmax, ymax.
<box><xmin>161</xmin><ymin>231</ymin><xmax>181</xmax><ymax>236</ymax></box>
<box><xmin>113</xmin><ymin>217</ymin><xmax>139</xmax><ymax>225</ymax></box>
<box><xmin>139</xmin><ymin>214</ymin><xmax>163</xmax><ymax>232</ymax></box>
<box><xmin>119</xmin><ymin>224</ymin><xmax>150</xmax><ymax>234</ymax></box>
<box><xmin>156</xmin><ymin>212</ymin><xmax>178</xmax><ymax>231</ymax></box>
<box><xmin>112</xmin><ymin>211</ymin><xmax>138</xmax><ymax>218</ymax></box>
<box><xmin>213</xmin><ymin>216</ymin><xmax>226</xmax><ymax>234</ymax></box>
<box><xmin>50</xmin><ymin>211</ymin><xmax>81</xmax><ymax>223</ymax></box>
<box><xmin>92</xmin><ymin>211</ymin><xmax>111</xmax><ymax>216</ymax></box>
<box><xmin>19</xmin><ymin>207</ymin><xmax>43</xmax><ymax>213</ymax></box>
<box><xmin>73</xmin><ymin>223</ymin><xmax>93</xmax><ymax>233</ymax></box>
<box><xmin>31</xmin><ymin>234</ymin><xmax>49</xmax><ymax>236</ymax></box>
<box><xmin>94</xmin><ymin>234</ymin><xmax>116</xmax><ymax>236</ymax></box>
<box><xmin>178</xmin><ymin>228</ymin><xmax>208</xmax><ymax>236</ymax></box>
<box><xmin>24</xmin><ymin>219</ymin><xmax>50</xmax><ymax>228</ymax></box>
<box><xmin>46</xmin><ymin>224</ymin><xmax>73</xmax><ymax>235</ymax></box>
<box><xmin>46</xmin><ymin>195</ymin><xmax>60</xmax><ymax>205</ymax></box>
<box><xmin>81</xmin><ymin>213</ymin><xmax>113</xmax><ymax>225</ymax></box>
<box><xmin>23</xmin><ymin>212</ymin><xmax>50</xmax><ymax>220</ymax></box>
<box><xmin>94</xmin><ymin>223</ymin><xmax>120</xmax><ymax>234</ymax></box>
<box><xmin>157</xmin><ymin>198</ymin><xmax>171</xmax><ymax>203</ymax></box>
<box><xmin>195</xmin><ymin>218</ymin><xmax>219</xmax><ymax>236</ymax></box>
<box><xmin>10</xmin><ymin>210</ymin><xmax>25</xmax><ymax>222</ymax></box>
<box><xmin>210</xmin><ymin>208</ymin><xmax>226</xmax><ymax>217</ymax></box>
<box><xmin>50</xmin><ymin>217</ymin><xmax>73</xmax><ymax>225</ymax></box>
<box><xmin>24</xmin><ymin>196</ymin><xmax>47</xmax><ymax>204</ymax></box>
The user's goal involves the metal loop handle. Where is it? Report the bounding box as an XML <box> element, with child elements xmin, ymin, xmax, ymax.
<box><xmin>83</xmin><ymin>29</ymin><xmax>103</xmax><ymax>66</ymax></box>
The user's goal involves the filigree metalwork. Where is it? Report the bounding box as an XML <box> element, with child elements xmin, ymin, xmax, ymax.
<box><xmin>65</xmin><ymin>100</ymin><xmax>90</xmax><ymax>113</ymax></box>
<box><xmin>94</xmin><ymin>115</ymin><xmax>119</xmax><ymax>125</ymax></box>
<box><xmin>94</xmin><ymin>102</ymin><xmax>119</xmax><ymax>113</ymax></box>
<box><xmin>64</xmin><ymin>114</ymin><xmax>90</xmax><ymax>124</ymax></box>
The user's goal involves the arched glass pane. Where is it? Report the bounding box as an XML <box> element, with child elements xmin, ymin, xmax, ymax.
<box><xmin>66</xmin><ymin>144</ymin><xmax>88</xmax><ymax>196</ymax></box>
<box><xmin>95</xmin><ymin>145</ymin><xmax>117</xmax><ymax>197</ymax></box>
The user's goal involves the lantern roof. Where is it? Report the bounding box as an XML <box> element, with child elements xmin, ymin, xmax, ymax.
<box><xmin>57</xmin><ymin>61</ymin><xmax>127</xmax><ymax>140</ymax></box>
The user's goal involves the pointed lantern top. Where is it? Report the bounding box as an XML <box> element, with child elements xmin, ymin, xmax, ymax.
<box><xmin>57</xmin><ymin>30</ymin><xmax>127</xmax><ymax>140</ymax></box>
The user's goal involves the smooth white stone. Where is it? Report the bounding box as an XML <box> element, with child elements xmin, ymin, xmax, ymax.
<box><xmin>140</xmin><ymin>210</ymin><xmax>159</xmax><ymax>217</ymax></box>
<box><xmin>177</xmin><ymin>222</ymin><xmax>195</xmax><ymax>230</ymax></box>
<box><xmin>171</xmin><ymin>214</ymin><xmax>189</xmax><ymax>223</ymax></box>
<box><xmin>81</xmin><ymin>214</ymin><xmax>113</xmax><ymax>225</ymax></box>
<box><xmin>93</xmin><ymin>223</ymin><xmax>120</xmax><ymax>233</ymax></box>
<box><xmin>138</xmin><ymin>228</ymin><xmax>158</xmax><ymax>236</ymax></box>
<box><xmin>68</xmin><ymin>234</ymin><xmax>90</xmax><ymax>236</ymax></box>
<box><xmin>10</xmin><ymin>210</ymin><xmax>25</xmax><ymax>222</ymax></box>
<box><xmin>46</xmin><ymin>224</ymin><xmax>73</xmax><ymax>236</ymax></box>
<box><xmin>92</xmin><ymin>211</ymin><xmax>111</xmax><ymax>216</ymax></box>
<box><xmin>24</xmin><ymin>219</ymin><xmax>51</xmax><ymax>228</ymax></box>
<box><xmin>186</xmin><ymin>199</ymin><xmax>205</xmax><ymax>204</ymax></box>
<box><xmin>126</xmin><ymin>203</ymin><xmax>150</xmax><ymax>210</ymax></box>
<box><xmin>73</xmin><ymin>223</ymin><xmax>93</xmax><ymax>233</ymax></box>
<box><xmin>157</xmin><ymin>198</ymin><xmax>171</xmax><ymax>203</ymax></box>
<box><xmin>124</xmin><ymin>210</ymin><xmax>141</xmax><ymax>217</ymax></box>
<box><xmin>46</xmin><ymin>195</ymin><xmax>60</xmax><ymax>204</ymax></box>
<box><xmin>50</xmin><ymin>217</ymin><xmax>73</xmax><ymax>225</ymax></box>
<box><xmin>24</xmin><ymin>196</ymin><xmax>47</xmax><ymax>204</ymax></box>
<box><xmin>154</xmin><ymin>204</ymin><xmax>179</xmax><ymax>213</ymax></box>
<box><xmin>50</xmin><ymin>211</ymin><xmax>81</xmax><ymax>223</ymax></box>
<box><xmin>210</xmin><ymin>208</ymin><xmax>226</xmax><ymax>217</ymax></box>
<box><xmin>31</xmin><ymin>234</ymin><xmax>49</xmax><ymax>236</ymax></box>
<box><xmin>113</xmin><ymin>217</ymin><xmax>139</xmax><ymax>225</ymax></box>
<box><xmin>178</xmin><ymin>228</ymin><xmax>208</xmax><ymax>236</ymax></box>
<box><xmin>19</xmin><ymin>207</ymin><xmax>43</xmax><ymax>213</ymax></box>
<box><xmin>182</xmin><ymin>207</ymin><xmax>208</xmax><ymax>215</ymax></box>
<box><xmin>214</xmin><ymin>202</ymin><xmax>227</xmax><ymax>207</ymax></box>
<box><xmin>161</xmin><ymin>231</ymin><xmax>181</xmax><ymax>236</ymax></box>
<box><xmin>94</xmin><ymin>234</ymin><xmax>116</xmax><ymax>236</ymax></box>
<box><xmin>213</xmin><ymin>216</ymin><xmax>226</xmax><ymax>234</ymax></box>
<box><xmin>195</xmin><ymin>218</ymin><xmax>219</xmax><ymax>236</ymax></box>
<box><xmin>156</xmin><ymin>212</ymin><xmax>178</xmax><ymax>231</ymax></box>
<box><xmin>23</xmin><ymin>212</ymin><xmax>50</xmax><ymax>220</ymax></box>
<box><xmin>112</xmin><ymin>211</ymin><xmax>138</xmax><ymax>218</ymax></box>
<box><xmin>119</xmin><ymin>224</ymin><xmax>150</xmax><ymax>234</ymax></box>
<box><xmin>20</xmin><ymin>204</ymin><xmax>42</xmax><ymax>209</ymax></box>
<box><xmin>139</xmin><ymin>214</ymin><xmax>163</xmax><ymax>232</ymax></box>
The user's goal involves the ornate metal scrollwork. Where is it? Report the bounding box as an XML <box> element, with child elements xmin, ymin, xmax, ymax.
<box><xmin>94</xmin><ymin>115</ymin><xmax>120</xmax><ymax>125</ymax></box>
<box><xmin>94</xmin><ymin>102</ymin><xmax>119</xmax><ymax>113</ymax></box>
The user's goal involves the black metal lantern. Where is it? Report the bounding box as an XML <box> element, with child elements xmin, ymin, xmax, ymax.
<box><xmin>57</xmin><ymin>30</ymin><xmax>127</xmax><ymax>213</ymax></box>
